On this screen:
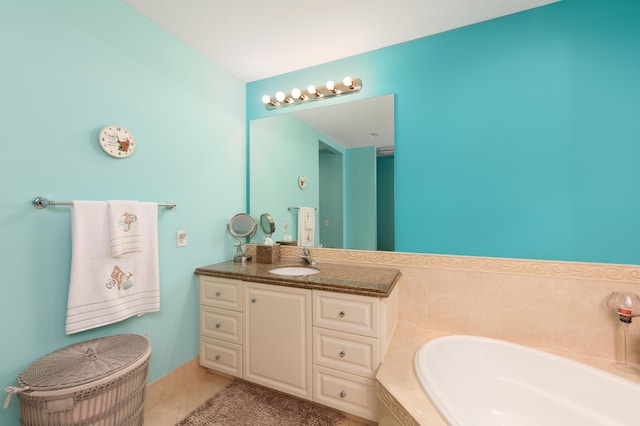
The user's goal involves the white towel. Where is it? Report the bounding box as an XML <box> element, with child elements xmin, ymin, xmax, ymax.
<box><xmin>108</xmin><ymin>200</ymin><xmax>142</xmax><ymax>257</ymax></box>
<box><xmin>66</xmin><ymin>201</ymin><xmax>160</xmax><ymax>334</ymax></box>
<box><xmin>297</xmin><ymin>207</ymin><xmax>315</xmax><ymax>247</ymax></box>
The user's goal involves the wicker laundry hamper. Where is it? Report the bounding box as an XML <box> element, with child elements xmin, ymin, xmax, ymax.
<box><xmin>10</xmin><ymin>334</ymin><xmax>150</xmax><ymax>426</ymax></box>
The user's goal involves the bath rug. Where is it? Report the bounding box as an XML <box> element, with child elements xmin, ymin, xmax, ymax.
<box><xmin>176</xmin><ymin>380</ymin><xmax>345</xmax><ymax>426</ymax></box>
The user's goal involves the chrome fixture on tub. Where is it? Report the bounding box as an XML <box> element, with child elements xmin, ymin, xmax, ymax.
<box><xmin>606</xmin><ymin>291</ymin><xmax>640</xmax><ymax>372</ymax></box>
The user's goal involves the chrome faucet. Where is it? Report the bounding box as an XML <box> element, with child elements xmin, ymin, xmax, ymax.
<box><xmin>300</xmin><ymin>248</ymin><xmax>317</xmax><ymax>266</ymax></box>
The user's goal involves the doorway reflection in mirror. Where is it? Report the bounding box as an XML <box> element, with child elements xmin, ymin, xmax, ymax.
<box><xmin>249</xmin><ymin>94</ymin><xmax>395</xmax><ymax>251</ymax></box>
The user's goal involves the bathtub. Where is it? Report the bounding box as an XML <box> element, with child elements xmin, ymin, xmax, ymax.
<box><xmin>414</xmin><ymin>335</ymin><xmax>640</xmax><ymax>426</ymax></box>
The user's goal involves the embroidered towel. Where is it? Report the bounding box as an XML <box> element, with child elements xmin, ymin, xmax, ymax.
<box><xmin>66</xmin><ymin>201</ymin><xmax>160</xmax><ymax>335</ymax></box>
<box><xmin>108</xmin><ymin>200</ymin><xmax>142</xmax><ymax>257</ymax></box>
<box><xmin>297</xmin><ymin>207</ymin><xmax>315</xmax><ymax>247</ymax></box>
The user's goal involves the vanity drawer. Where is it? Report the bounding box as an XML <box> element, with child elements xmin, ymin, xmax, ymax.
<box><xmin>200</xmin><ymin>277</ymin><xmax>242</xmax><ymax>311</ymax></box>
<box><xmin>200</xmin><ymin>336</ymin><xmax>242</xmax><ymax>378</ymax></box>
<box><xmin>313</xmin><ymin>328</ymin><xmax>379</xmax><ymax>379</ymax></box>
<box><xmin>200</xmin><ymin>306</ymin><xmax>242</xmax><ymax>344</ymax></box>
<box><xmin>313</xmin><ymin>290</ymin><xmax>379</xmax><ymax>337</ymax></box>
<box><xmin>312</xmin><ymin>365</ymin><xmax>377</xmax><ymax>422</ymax></box>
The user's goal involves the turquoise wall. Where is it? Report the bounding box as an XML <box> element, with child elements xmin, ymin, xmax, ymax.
<box><xmin>249</xmin><ymin>114</ymin><xmax>335</xmax><ymax>243</ymax></box>
<box><xmin>0</xmin><ymin>1</ymin><xmax>244</xmax><ymax>424</ymax></box>
<box><xmin>377</xmin><ymin>156</ymin><xmax>395</xmax><ymax>251</ymax></box>
<box><xmin>345</xmin><ymin>146</ymin><xmax>378</xmax><ymax>250</ymax></box>
<box><xmin>2</xmin><ymin>1</ymin><xmax>639</xmax><ymax>423</ymax></box>
<box><xmin>246</xmin><ymin>0</ymin><xmax>640</xmax><ymax>265</ymax></box>
<box><xmin>319</xmin><ymin>149</ymin><xmax>344</xmax><ymax>248</ymax></box>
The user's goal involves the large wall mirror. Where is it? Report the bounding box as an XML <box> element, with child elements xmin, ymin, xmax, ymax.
<box><xmin>249</xmin><ymin>94</ymin><xmax>394</xmax><ymax>250</ymax></box>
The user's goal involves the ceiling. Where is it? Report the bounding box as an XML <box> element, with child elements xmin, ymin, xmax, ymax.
<box><xmin>123</xmin><ymin>0</ymin><xmax>558</xmax><ymax>151</ymax></box>
<box><xmin>123</xmin><ymin>0</ymin><xmax>558</xmax><ymax>83</ymax></box>
<box><xmin>293</xmin><ymin>94</ymin><xmax>395</xmax><ymax>154</ymax></box>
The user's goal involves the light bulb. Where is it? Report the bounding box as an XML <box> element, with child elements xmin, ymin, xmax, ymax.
<box><xmin>291</xmin><ymin>88</ymin><xmax>301</xmax><ymax>99</ymax></box>
<box><xmin>275</xmin><ymin>91</ymin><xmax>286</xmax><ymax>102</ymax></box>
<box><xmin>307</xmin><ymin>85</ymin><xmax>317</xmax><ymax>95</ymax></box>
<box><xmin>261</xmin><ymin>95</ymin><xmax>272</xmax><ymax>104</ymax></box>
<box><xmin>343</xmin><ymin>76</ymin><xmax>353</xmax><ymax>88</ymax></box>
<box><xmin>326</xmin><ymin>80</ymin><xmax>335</xmax><ymax>91</ymax></box>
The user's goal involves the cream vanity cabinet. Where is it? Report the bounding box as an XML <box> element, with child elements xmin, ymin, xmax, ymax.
<box><xmin>312</xmin><ymin>289</ymin><xmax>397</xmax><ymax>422</ymax></box>
<box><xmin>243</xmin><ymin>282</ymin><xmax>312</xmax><ymax>400</ymax></box>
<box><xmin>198</xmin><ymin>276</ymin><xmax>243</xmax><ymax>377</ymax></box>
<box><xmin>198</xmin><ymin>274</ymin><xmax>397</xmax><ymax>422</ymax></box>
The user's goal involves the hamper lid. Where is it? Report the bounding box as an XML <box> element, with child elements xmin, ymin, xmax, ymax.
<box><xmin>17</xmin><ymin>334</ymin><xmax>149</xmax><ymax>391</ymax></box>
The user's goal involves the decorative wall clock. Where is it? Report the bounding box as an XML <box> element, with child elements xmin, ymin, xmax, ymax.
<box><xmin>99</xmin><ymin>125</ymin><xmax>136</xmax><ymax>158</ymax></box>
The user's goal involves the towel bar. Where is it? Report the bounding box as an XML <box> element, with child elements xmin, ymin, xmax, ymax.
<box><xmin>32</xmin><ymin>196</ymin><xmax>176</xmax><ymax>209</ymax></box>
<box><xmin>288</xmin><ymin>206</ymin><xmax>317</xmax><ymax>211</ymax></box>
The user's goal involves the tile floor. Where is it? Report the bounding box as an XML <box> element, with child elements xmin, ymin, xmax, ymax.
<box><xmin>143</xmin><ymin>369</ymin><xmax>368</xmax><ymax>425</ymax></box>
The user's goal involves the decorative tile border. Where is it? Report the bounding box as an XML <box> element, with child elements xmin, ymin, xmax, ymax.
<box><xmin>255</xmin><ymin>245</ymin><xmax>640</xmax><ymax>284</ymax></box>
<box><xmin>376</xmin><ymin>382</ymin><xmax>420</xmax><ymax>426</ymax></box>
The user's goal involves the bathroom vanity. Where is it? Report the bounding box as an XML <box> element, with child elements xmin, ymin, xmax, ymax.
<box><xmin>194</xmin><ymin>260</ymin><xmax>400</xmax><ymax>422</ymax></box>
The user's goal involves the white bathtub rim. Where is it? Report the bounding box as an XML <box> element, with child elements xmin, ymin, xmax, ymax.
<box><xmin>414</xmin><ymin>335</ymin><xmax>479</xmax><ymax>426</ymax></box>
<box><xmin>414</xmin><ymin>334</ymin><xmax>640</xmax><ymax>426</ymax></box>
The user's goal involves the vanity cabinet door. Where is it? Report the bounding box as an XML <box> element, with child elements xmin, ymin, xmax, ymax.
<box><xmin>243</xmin><ymin>282</ymin><xmax>312</xmax><ymax>400</ymax></box>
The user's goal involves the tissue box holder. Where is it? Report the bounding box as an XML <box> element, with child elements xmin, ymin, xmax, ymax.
<box><xmin>256</xmin><ymin>244</ymin><xmax>281</xmax><ymax>264</ymax></box>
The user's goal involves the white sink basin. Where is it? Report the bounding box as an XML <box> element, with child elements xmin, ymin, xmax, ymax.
<box><xmin>269</xmin><ymin>266</ymin><xmax>320</xmax><ymax>276</ymax></box>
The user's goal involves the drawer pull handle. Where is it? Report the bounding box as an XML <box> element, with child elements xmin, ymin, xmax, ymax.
<box><xmin>339</xmin><ymin>350</ymin><xmax>346</xmax><ymax>358</ymax></box>
<box><xmin>215</xmin><ymin>323</ymin><xmax>222</xmax><ymax>328</ymax></box>
<box><xmin>215</xmin><ymin>290</ymin><xmax>222</xmax><ymax>296</ymax></box>
<box><xmin>340</xmin><ymin>390</ymin><xmax>347</xmax><ymax>398</ymax></box>
<box><xmin>339</xmin><ymin>310</ymin><xmax>345</xmax><ymax>317</ymax></box>
<box><xmin>215</xmin><ymin>354</ymin><xmax>221</xmax><ymax>360</ymax></box>
<box><xmin>251</xmin><ymin>297</ymin><xmax>257</xmax><ymax>303</ymax></box>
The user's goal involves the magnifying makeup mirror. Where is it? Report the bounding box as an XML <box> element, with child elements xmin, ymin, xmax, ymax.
<box><xmin>228</xmin><ymin>213</ymin><xmax>257</xmax><ymax>262</ymax></box>
<box><xmin>260</xmin><ymin>213</ymin><xmax>275</xmax><ymax>245</ymax></box>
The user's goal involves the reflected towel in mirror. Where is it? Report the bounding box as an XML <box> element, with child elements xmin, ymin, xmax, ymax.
<box><xmin>297</xmin><ymin>207</ymin><xmax>315</xmax><ymax>247</ymax></box>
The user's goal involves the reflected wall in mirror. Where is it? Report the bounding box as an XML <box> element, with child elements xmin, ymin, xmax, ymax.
<box><xmin>249</xmin><ymin>94</ymin><xmax>395</xmax><ymax>251</ymax></box>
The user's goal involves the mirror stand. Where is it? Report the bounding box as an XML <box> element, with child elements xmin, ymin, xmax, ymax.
<box><xmin>233</xmin><ymin>241</ymin><xmax>252</xmax><ymax>262</ymax></box>
<box><xmin>228</xmin><ymin>213</ymin><xmax>257</xmax><ymax>262</ymax></box>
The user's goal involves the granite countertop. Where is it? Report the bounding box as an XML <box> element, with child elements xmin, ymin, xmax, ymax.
<box><xmin>194</xmin><ymin>260</ymin><xmax>400</xmax><ymax>297</ymax></box>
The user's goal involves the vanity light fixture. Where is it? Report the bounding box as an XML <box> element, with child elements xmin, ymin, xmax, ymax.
<box><xmin>261</xmin><ymin>95</ymin><xmax>280</xmax><ymax>108</ymax></box>
<box><xmin>290</xmin><ymin>88</ymin><xmax>308</xmax><ymax>101</ymax></box>
<box><xmin>275</xmin><ymin>91</ymin><xmax>294</xmax><ymax>104</ymax></box>
<box><xmin>261</xmin><ymin>76</ymin><xmax>362</xmax><ymax>110</ymax></box>
<box><xmin>326</xmin><ymin>80</ymin><xmax>341</xmax><ymax>94</ymax></box>
<box><xmin>307</xmin><ymin>85</ymin><xmax>322</xmax><ymax>98</ymax></box>
<box><xmin>343</xmin><ymin>76</ymin><xmax>356</xmax><ymax>90</ymax></box>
